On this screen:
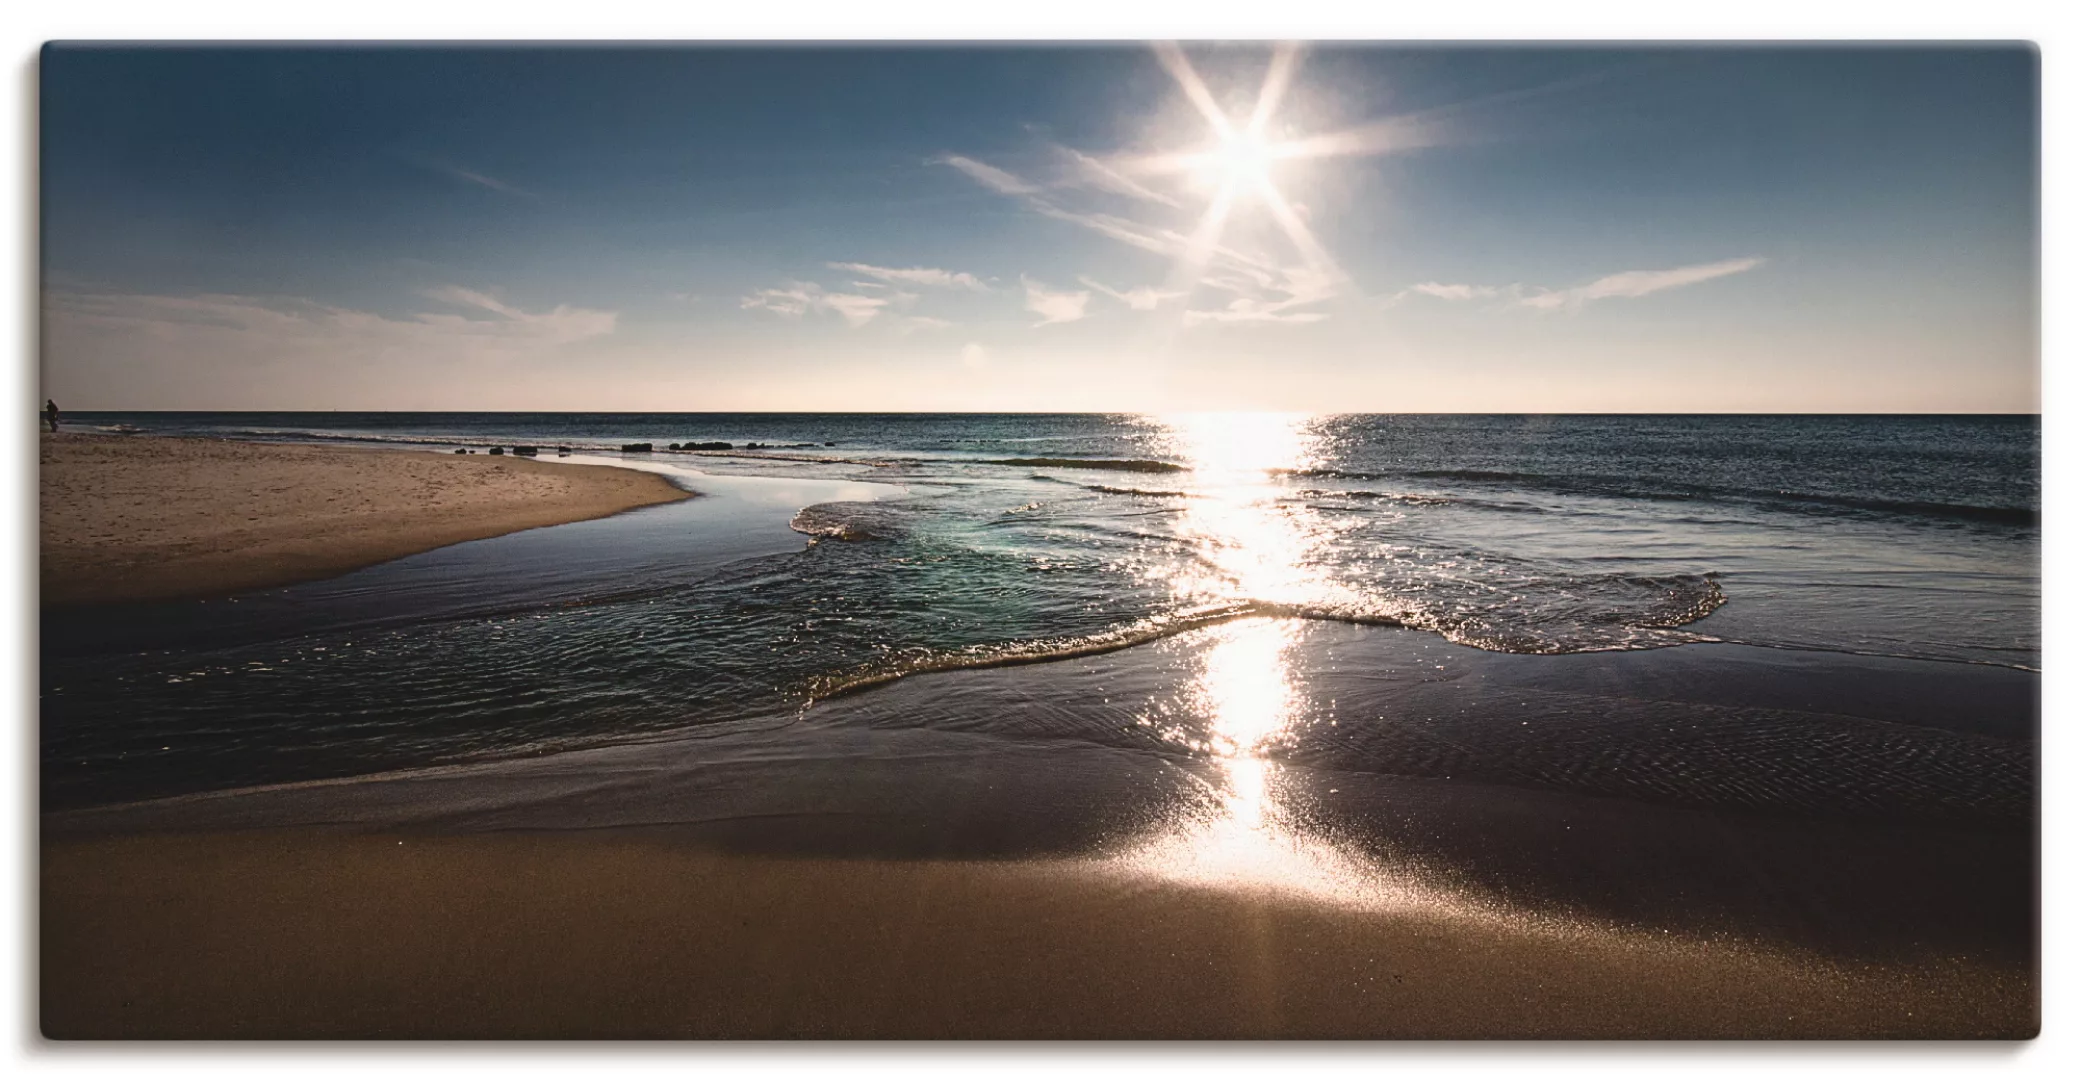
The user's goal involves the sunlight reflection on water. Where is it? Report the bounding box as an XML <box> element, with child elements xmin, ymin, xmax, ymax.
<box><xmin>1111</xmin><ymin>414</ymin><xmax>1438</xmax><ymax>909</ymax></box>
<box><xmin>1110</xmin><ymin>618</ymin><xmax>1434</xmax><ymax>910</ymax></box>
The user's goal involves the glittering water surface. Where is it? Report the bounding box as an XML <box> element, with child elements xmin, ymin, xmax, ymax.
<box><xmin>45</xmin><ymin>413</ymin><xmax>2037</xmax><ymax>821</ymax></box>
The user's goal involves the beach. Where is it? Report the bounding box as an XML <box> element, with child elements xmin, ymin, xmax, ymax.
<box><xmin>40</xmin><ymin>830</ymin><xmax>2032</xmax><ymax>1040</ymax></box>
<box><xmin>39</xmin><ymin>433</ymin><xmax>690</xmax><ymax>605</ymax></box>
<box><xmin>37</xmin><ymin>415</ymin><xmax>2039</xmax><ymax>1040</ymax></box>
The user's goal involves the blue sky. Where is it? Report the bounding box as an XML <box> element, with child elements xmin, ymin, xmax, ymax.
<box><xmin>40</xmin><ymin>44</ymin><xmax>2037</xmax><ymax>411</ymax></box>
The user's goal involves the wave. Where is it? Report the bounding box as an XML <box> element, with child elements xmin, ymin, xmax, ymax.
<box><xmin>982</xmin><ymin>457</ymin><xmax>1187</xmax><ymax>474</ymax></box>
<box><xmin>1279</xmin><ymin>467</ymin><xmax>2035</xmax><ymax>527</ymax></box>
<box><xmin>220</xmin><ymin>428</ymin><xmax>490</xmax><ymax>449</ymax></box>
<box><xmin>789</xmin><ymin>502</ymin><xmax>908</xmax><ymax>542</ymax></box>
<box><xmin>805</xmin><ymin>573</ymin><xmax>1728</xmax><ymax>702</ymax></box>
<box><xmin>675</xmin><ymin>448</ymin><xmax>902</xmax><ymax>469</ymax></box>
<box><xmin>805</xmin><ymin>603</ymin><xmax>1269</xmax><ymax>701</ymax></box>
<box><xmin>1761</xmin><ymin>491</ymin><xmax>2038</xmax><ymax>526</ymax></box>
<box><xmin>1290</xmin><ymin>488</ymin><xmax>1457</xmax><ymax>507</ymax></box>
<box><xmin>1082</xmin><ymin>483</ymin><xmax>1205</xmax><ymax>498</ymax></box>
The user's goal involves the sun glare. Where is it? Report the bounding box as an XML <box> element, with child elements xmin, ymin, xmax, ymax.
<box><xmin>1199</xmin><ymin>129</ymin><xmax>1275</xmax><ymax>190</ymax></box>
<box><xmin>1140</xmin><ymin>43</ymin><xmax>1352</xmax><ymax>313</ymax></box>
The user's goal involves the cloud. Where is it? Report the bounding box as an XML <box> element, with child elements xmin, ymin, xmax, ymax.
<box><xmin>1078</xmin><ymin>276</ymin><xmax>1185</xmax><ymax>311</ymax></box>
<box><xmin>935</xmin><ymin>155</ymin><xmax>1269</xmax><ymax>273</ymax></box>
<box><xmin>739</xmin><ymin>284</ymin><xmax>821</xmax><ymax>318</ymax></box>
<box><xmin>939</xmin><ymin>150</ymin><xmax>1332</xmax><ymax>329</ymax></box>
<box><xmin>1181</xmin><ymin>265</ymin><xmax>1338</xmax><ymax>327</ymax></box>
<box><xmin>414</xmin><ymin>285</ymin><xmax>617</xmax><ymax>341</ymax></box>
<box><xmin>1520</xmin><ymin>257</ymin><xmax>1765</xmax><ymax>310</ymax></box>
<box><xmin>437</xmin><ymin>164</ymin><xmax>537</xmax><ymax>199</ymax></box>
<box><xmin>421</xmin><ymin>284</ymin><xmax>525</xmax><ymax>319</ymax></box>
<box><xmin>820</xmin><ymin>292</ymin><xmax>889</xmax><ymax>328</ymax></box>
<box><xmin>959</xmin><ymin>342</ymin><xmax>990</xmax><ymax>369</ymax></box>
<box><xmin>1402</xmin><ymin>282</ymin><xmax>1504</xmax><ymax>302</ymax></box>
<box><xmin>1391</xmin><ymin>257</ymin><xmax>1765</xmax><ymax>311</ymax></box>
<box><xmin>1056</xmin><ymin>147</ymin><xmax>1183</xmax><ymax>208</ymax></box>
<box><xmin>56</xmin><ymin>288</ymin><xmax>617</xmax><ymax>347</ymax></box>
<box><xmin>740</xmin><ymin>281</ymin><xmax>891</xmax><ymax>328</ymax></box>
<box><xmin>829</xmin><ymin>262</ymin><xmax>990</xmax><ymax>291</ymax></box>
<box><xmin>896</xmin><ymin>315</ymin><xmax>955</xmax><ymax>333</ymax></box>
<box><xmin>42</xmin><ymin>287</ymin><xmax>617</xmax><ymax>406</ymax></box>
<box><xmin>1182</xmin><ymin>297</ymin><xmax>1331</xmax><ymax>326</ymax></box>
<box><xmin>936</xmin><ymin>154</ymin><xmax>1040</xmax><ymax>195</ymax></box>
<box><xmin>1021</xmin><ymin>277</ymin><xmax>1090</xmax><ymax>327</ymax></box>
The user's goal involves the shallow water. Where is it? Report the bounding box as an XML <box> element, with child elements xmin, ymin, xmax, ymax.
<box><xmin>44</xmin><ymin>413</ymin><xmax>2038</xmax><ymax>811</ymax></box>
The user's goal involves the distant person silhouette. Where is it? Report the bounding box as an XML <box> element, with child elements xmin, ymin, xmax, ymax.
<box><xmin>44</xmin><ymin>399</ymin><xmax>59</xmax><ymax>433</ymax></box>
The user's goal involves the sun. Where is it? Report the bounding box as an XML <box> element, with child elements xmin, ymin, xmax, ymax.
<box><xmin>1201</xmin><ymin>129</ymin><xmax>1275</xmax><ymax>190</ymax></box>
<box><xmin>1138</xmin><ymin>43</ymin><xmax>1349</xmax><ymax>305</ymax></box>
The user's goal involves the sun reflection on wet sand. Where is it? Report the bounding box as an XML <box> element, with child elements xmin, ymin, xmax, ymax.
<box><xmin>1108</xmin><ymin>414</ymin><xmax>1445</xmax><ymax>910</ymax></box>
<box><xmin>1110</xmin><ymin>618</ymin><xmax>1433</xmax><ymax>911</ymax></box>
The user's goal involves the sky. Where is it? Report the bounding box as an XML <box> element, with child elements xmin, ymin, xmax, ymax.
<box><xmin>39</xmin><ymin>43</ymin><xmax>2038</xmax><ymax>412</ymax></box>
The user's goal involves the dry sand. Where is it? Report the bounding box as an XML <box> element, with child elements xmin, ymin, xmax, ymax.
<box><xmin>40</xmin><ymin>831</ymin><xmax>2034</xmax><ymax>1040</ymax></box>
<box><xmin>40</xmin><ymin>434</ymin><xmax>690</xmax><ymax>604</ymax></box>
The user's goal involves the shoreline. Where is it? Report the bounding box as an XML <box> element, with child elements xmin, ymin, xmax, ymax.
<box><xmin>39</xmin><ymin>433</ymin><xmax>692</xmax><ymax>605</ymax></box>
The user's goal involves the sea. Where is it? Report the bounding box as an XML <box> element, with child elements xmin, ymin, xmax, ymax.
<box><xmin>43</xmin><ymin>412</ymin><xmax>2038</xmax><ymax>800</ymax></box>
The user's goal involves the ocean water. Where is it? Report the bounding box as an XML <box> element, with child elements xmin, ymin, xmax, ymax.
<box><xmin>42</xmin><ymin>413</ymin><xmax>2039</xmax><ymax>814</ymax></box>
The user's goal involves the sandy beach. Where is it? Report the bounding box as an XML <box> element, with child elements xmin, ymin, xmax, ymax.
<box><xmin>39</xmin><ymin>434</ymin><xmax>690</xmax><ymax>605</ymax></box>
<box><xmin>39</xmin><ymin>830</ymin><xmax>2033</xmax><ymax>1040</ymax></box>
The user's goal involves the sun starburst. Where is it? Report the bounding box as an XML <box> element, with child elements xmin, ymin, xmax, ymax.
<box><xmin>1140</xmin><ymin>42</ymin><xmax>1350</xmax><ymax>300</ymax></box>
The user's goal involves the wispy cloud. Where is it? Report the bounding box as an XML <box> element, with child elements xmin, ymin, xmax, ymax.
<box><xmin>939</xmin><ymin>151</ymin><xmax>1333</xmax><ymax>330</ymax></box>
<box><xmin>937</xmin><ymin>155</ymin><xmax>1277</xmax><ymax>274</ymax></box>
<box><xmin>437</xmin><ymin>164</ymin><xmax>538</xmax><ymax>200</ymax></box>
<box><xmin>820</xmin><ymin>292</ymin><xmax>889</xmax><ymax>327</ymax></box>
<box><xmin>896</xmin><ymin>315</ymin><xmax>956</xmax><ymax>333</ymax></box>
<box><xmin>1078</xmin><ymin>276</ymin><xmax>1185</xmax><ymax>311</ymax></box>
<box><xmin>1183</xmin><ymin>297</ymin><xmax>1330</xmax><ymax>327</ymax></box>
<box><xmin>739</xmin><ymin>284</ymin><xmax>821</xmax><ymax>318</ymax></box>
<box><xmin>936</xmin><ymin>154</ymin><xmax>1040</xmax><ymax>195</ymax></box>
<box><xmin>1055</xmin><ymin>147</ymin><xmax>1183</xmax><ymax>208</ymax></box>
<box><xmin>1393</xmin><ymin>257</ymin><xmax>1766</xmax><ymax>310</ymax></box>
<box><xmin>1182</xmin><ymin>265</ymin><xmax>1338</xmax><ymax>327</ymax></box>
<box><xmin>421</xmin><ymin>285</ymin><xmax>525</xmax><ymax>319</ymax></box>
<box><xmin>1521</xmin><ymin>257</ymin><xmax>1766</xmax><ymax>309</ymax></box>
<box><xmin>416</xmin><ymin>285</ymin><xmax>617</xmax><ymax>341</ymax></box>
<box><xmin>43</xmin><ymin>287</ymin><xmax>617</xmax><ymax>406</ymax></box>
<box><xmin>1022</xmin><ymin>277</ymin><xmax>1090</xmax><ymax>327</ymax></box>
<box><xmin>829</xmin><ymin>262</ymin><xmax>990</xmax><ymax>291</ymax></box>
<box><xmin>741</xmin><ymin>282</ymin><xmax>893</xmax><ymax>328</ymax></box>
<box><xmin>1401</xmin><ymin>282</ymin><xmax>1505</xmax><ymax>302</ymax></box>
<box><xmin>59</xmin><ymin>287</ymin><xmax>616</xmax><ymax>346</ymax></box>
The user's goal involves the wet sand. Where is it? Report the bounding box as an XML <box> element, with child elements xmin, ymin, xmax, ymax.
<box><xmin>40</xmin><ymin>623</ymin><xmax>2039</xmax><ymax>1038</ymax></box>
<box><xmin>39</xmin><ymin>830</ymin><xmax>2034</xmax><ymax>1040</ymax></box>
<box><xmin>39</xmin><ymin>434</ymin><xmax>690</xmax><ymax>605</ymax></box>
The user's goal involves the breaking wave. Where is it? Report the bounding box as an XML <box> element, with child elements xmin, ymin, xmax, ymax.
<box><xmin>806</xmin><ymin>573</ymin><xmax>1727</xmax><ymax>701</ymax></box>
<box><xmin>983</xmin><ymin>457</ymin><xmax>1188</xmax><ymax>473</ymax></box>
<box><xmin>1280</xmin><ymin>467</ymin><xmax>2035</xmax><ymax>526</ymax></box>
<box><xmin>789</xmin><ymin>502</ymin><xmax>909</xmax><ymax>542</ymax></box>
